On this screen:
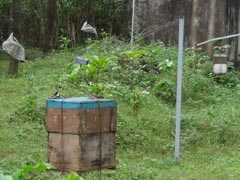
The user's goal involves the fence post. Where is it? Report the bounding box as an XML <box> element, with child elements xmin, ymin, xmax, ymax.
<box><xmin>175</xmin><ymin>17</ymin><xmax>185</xmax><ymax>162</ymax></box>
<box><xmin>8</xmin><ymin>57</ymin><xmax>19</xmax><ymax>76</ymax></box>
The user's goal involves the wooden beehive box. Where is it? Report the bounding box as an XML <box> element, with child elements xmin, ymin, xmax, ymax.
<box><xmin>46</xmin><ymin>97</ymin><xmax>117</xmax><ymax>172</ymax></box>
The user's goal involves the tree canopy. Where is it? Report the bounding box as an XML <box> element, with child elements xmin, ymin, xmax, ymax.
<box><xmin>0</xmin><ymin>0</ymin><xmax>130</xmax><ymax>49</ymax></box>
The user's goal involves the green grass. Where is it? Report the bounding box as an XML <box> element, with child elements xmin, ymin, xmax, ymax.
<box><xmin>1</xmin><ymin>39</ymin><xmax>240</xmax><ymax>179</ymax></box>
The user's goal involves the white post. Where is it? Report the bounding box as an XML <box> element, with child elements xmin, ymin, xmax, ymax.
<box><xmin>175</xmin><ymin>17</ymin><xmax>185</xmax><ymax>162</ymax></box>
<box><xmin>131</xmin><ymin>0</ymin><xmax>136</xmax><ymax>47</ymax></box>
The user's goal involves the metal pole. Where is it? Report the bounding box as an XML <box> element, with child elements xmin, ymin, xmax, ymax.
<box><xmin>175</xmin><ymin>17</ymin><xmax>185</xmax><ymax>161</ymax></box>
<box><xmin>131</xmin><ymin>0</ymin><xmax>136</xmax><ymax>47</ymax></box>
<box><xmin>238</xmin><ymin>9</ymin><xmax>240</xmax><ymax>57</ymax></box>
<box><xmin>196</xmin><ymin>33</ymin><xmax>240</xmax><ymax>47</ymax></box>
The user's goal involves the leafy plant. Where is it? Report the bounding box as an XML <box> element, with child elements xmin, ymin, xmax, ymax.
<box><xmin>0</xmin><ymin>173</ymin><xmax>13</xmax><ymax>180</ymax></box>
<box><xmin>13</xmin><ymin>162</ymin><xmax>53</xmax><ymax>180</ymax></box>
<box><xmin>153</xmin><ymin>80</ymin><xmax>175</xmax><ymax>103</ymax></box>
<box><xmin>20</xmin><ymin>95</ymin><xmax>42</xmax><ymax>122</ymax></box>
<box><xmin>59</xmin><ymin>35</ymin><xmax>71</xmax><ymax>50</ymax></box>
<box><xmin>0</xmin><ymin>163</ymin><xmax>85</xmax><ymax>180</ymax></box>
<box><xmin>85</xmin><ymin>55</ymin><xmax>109</xmax><ymax>82</ymax></box>
<box><xmin>3</xmin><ymin>36</ymin><xmax>240</xmax><ymax>180</ymax></box>
<box><xmin>88</xmin><ymin>82</ymin><xmax>105</xmax><ymax>97</ymax></box>
<box><xmin>65</xmin><ymin>172</ymin><xmax>84</xmax><ymax>180</ymax></box>
<box><xmin>121</xmin><ymin>49</ymin><xmax>147</xmax><ymax>60</ymax></box>
<box><xmin>214</xmin><ymin>71</ymin><xmax>240</xmax><ymax>88</ymax></box>
<box><xmin>9</xmin><ymin>75</ymin><xmax>43</xmax><ymax>123</ymax></box>
<box><xmin>158</xmin><ymin>59</ymin><xmax>174</xmax><ymax>72</ymax></box>
<box><xmin>67</xmin><ymin>55</ymin><xmax>109</xmax><ymax>83</ymax></box>
<box><xmin>0</xmin><ymin>162</ymin><xmax>53</xmax><ymax>180</ymax></box>
<box><xmin>127</xmin><ymin>88</ymin><xmax>145</xmax><ymax>113</ymax></box>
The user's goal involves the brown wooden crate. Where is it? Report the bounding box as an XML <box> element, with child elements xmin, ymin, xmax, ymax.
<box><xmin>46</xmin><ymin>108</ymin><xmax>117</xmax><ymax>134</ymax></box>
<box><xmin>48</xmin><ymin>133</ymin><xmax>116</xmax><ymax>172</ymax></box>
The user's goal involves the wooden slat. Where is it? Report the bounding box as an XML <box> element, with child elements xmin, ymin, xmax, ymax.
<box><xmin>47</xmin><ymin>108</ymin><xmax>117</xmax><ymax>134</ymax></box>
<box><xmin>48</xmin><ymin>133</ymin><xmax>116</xmax><ymax>172</ymax></box>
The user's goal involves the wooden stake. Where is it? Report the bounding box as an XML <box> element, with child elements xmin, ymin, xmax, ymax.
<box><xmin>8</xmin><ymin>57</ymin><xmax>19</xmax><ymax>76</ymax></box>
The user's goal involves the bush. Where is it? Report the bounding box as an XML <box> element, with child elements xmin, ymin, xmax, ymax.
<box><xmin>63</xmin><ymin>37</ymin><xmax>240</xmax><ymax>150</ymax></box>
<box><xmin>9</xmin><ymin>94</ymin><xmax>44</xmax><ymax>123</ymax></box>
<box><xmin>214</xmin><ymin>71</ymin><xmax>240</xmax><ymax>88</ymax></box>
<box><xmin>153</xmin><ymin>80</ymin><xmax>176</xmax><ymax>103</ymax></box>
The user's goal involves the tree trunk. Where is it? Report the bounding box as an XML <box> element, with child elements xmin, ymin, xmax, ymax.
<box><xmin>226</xmin><ymin>0</ymin><xmax>239</xmax><ymax>67</ymax></box>
<box><xmin>190</xmin><ymin>0</ymin><xmax>200</xmax><ymax>46</ymax></box>
<box><xmin>44</xmin><ymin>0</ymin><xmax>57</xmax><ymax>51</ymax></box>
<box><xmin>71</xmin><ymin>22</ymin><xmax>76</xmax><ymax>47</ymax></box>
<box><xmin>40</xmin><ymin>17</ymin><xmax>46</xmax><ymax>49</ymax></box>
<box><xmin>7</xmin><ymin>1</ymin><xmax>19</xmax><ymax>76</ymax></box>
<box><xmin>8</xmin><ymin>1</ymin><xmax>14</xmax><ymax>34</ymax></box>
<box><xmin>207</xmin><ymin>0</ymin><xmax>217</xmax><ymax>56</ymax></box>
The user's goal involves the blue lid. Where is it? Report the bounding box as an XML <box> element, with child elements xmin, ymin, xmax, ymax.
<box><xmin>47</xmin><ymin>97</ymin><xmax>117</xmax><ymax>109</ymax></box>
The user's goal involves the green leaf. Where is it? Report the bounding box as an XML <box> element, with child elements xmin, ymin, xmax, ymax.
<box><xmin>65</xmin><ymin>172</ymin><xmax>84</xmax><ymax>180</ymax></box>
<box><xmin>0</xmin><ymin>174</ymin><xmax>13</xmax><ymax>180</ymax></box>
<box><xmin>33</xmin><ymin>162</ymin><xmax>53</xmax><ymax>173</ymax></box>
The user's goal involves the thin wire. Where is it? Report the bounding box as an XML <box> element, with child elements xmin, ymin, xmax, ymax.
<box><xmin>79</xmin><ymin>106</ymin><xmax>86</xmax><ymax>172</ymax></box>
<box><xmin>60</xmin><ymin>99</ymin><xmax>65</xmax><ymax>173</ymax></box>
<box><xmin>97</xmin><ymin>100</ymin><xmax>103</xmax><ymax>180</ymax></box>
<box><xmin>46</xmin><ymin>100</ymin><xmax>50</xmax><ymax>163</ymax></box>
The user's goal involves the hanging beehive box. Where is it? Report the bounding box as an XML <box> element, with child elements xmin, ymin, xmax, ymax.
<box><xmin>213</xmin><ymin>45</ymin><xmax>230</xmax><ymax>75</ymax></box>
<box><xmin>213</xmin><ymin>54</ymin><xmax>228</xmax><ymax>75</ymax></box>
<box><xmin>46</xmin><ymin>97</ymin><xmax>117</xmax><ymax>172</ymax></box>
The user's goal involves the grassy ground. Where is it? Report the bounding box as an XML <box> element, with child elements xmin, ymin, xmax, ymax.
<box><xmin>1</xmin><ymin>42</ymin><xmax>240</xmax><ymax>179</ymax></box>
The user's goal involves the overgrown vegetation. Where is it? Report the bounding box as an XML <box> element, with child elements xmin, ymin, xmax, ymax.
<box><xmin>0</xmin><ymin>162</ymin><xmax>83</xmax><ymax>180</ymax></box>
<box><xmin>1</xmin><ymin>37</ymin><xmax>240</xmax><ymax>179</ymax></box>
<box><xmin>0</xmin><ymin>0</ymin><xmax>129</xmax><ymax>49</ymax></box>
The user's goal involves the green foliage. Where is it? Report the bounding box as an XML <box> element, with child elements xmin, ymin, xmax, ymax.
<box><xmin>0</xmin><ymin>163</ymin><xmax>85</xmax><ymax>180</ymax></box>
<box><xmin>2</xmin><ymin>37</ymin><xmax>240</xmax><ymax>179</ymax></box>
<box><xmin>127</xmin><ymin>88</ymin><xmax>144</xmax><ymax>113</ymax></box>
<box><xmin>9</xmin><ymin>74</ymin><xmax>43</xmax><ymax>123</ymax></box>
<box><xmin>17</xmin><ymin>95</ymin><xmax>42</xmax><ymax>123</ymax></box>
<box><xmin>64</xmin><ymin>38</ymin><xmax>240</xmax><ymax>151</ymax></box>
<box><xmin>59</xmin><ymin>35</ymin><xmax>71</xmax><ymax>50</ymax></box>
<box><xmin>1</xmin><ymin>0</ymin><xmax>129</xmax><ymax>47</ymax></box>
<box><xmin>153</xmin><ymin>80</ymin><xmax>175</xmax><ymax>103</ymax></box>
<box><xmin>13</xmin><ymin>162</ymin><xmax>53</xmax><ymax>180</ymax></box>
<box><xmin>84</xmin><ymin>55</ymin><xmax>109</xmax><ymax>81</ymax></box>
<box><xmin>214</xmin><ymin>71</ymin><xmax>240</xmax><ymax>88</ymax></box>
<box><xmin>67</xmin><ymin>54</ymin><xmax>109</xmax><ymax>97</ymax></box>
<box><xmin>66</xmin><ymin>38</ymin><xmax>178</xmax><ymax>104</ymax></box>
<box><xmin>0</xmin><ymin>173</ymin><xmax>13</xmax><ymax>180</ymax></box>
<box><xmin>87</xmin><ymin>82</ymin><xmax>105</xmax><ymax>97</ymax></box>
<box><xmin>121</xmin><ymin>49</ymin><xmax>147</xmax><ymax>60</ymax></box>
<box><xmin>67</xmin><ymin>55</ymin><xmax>109</xmax><ymax>83</ymax></box>
<box><xmin>65</xmin><ymin>172</ymin><xmax>84</xmax><ymax>180</ymax></box>
<box><xmin>0</xmin><ymin>162</ymin><xmax>53</xmax><ymax>180</ymax></box>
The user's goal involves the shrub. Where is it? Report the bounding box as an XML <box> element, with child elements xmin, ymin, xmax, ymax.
<box><xmin>9</xmin><ymin>94</ymin><xmax>44</xmax><ymax>124</ymax></box>
<box><xmin>153</xmin><ymin>80</ymin><xmax>176</xmax><ymax>103</ymax></box>
<box><xmin>214</xmin><ymin>71</ymin><xmax>240</xmax><ymax>88</ymax></box>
